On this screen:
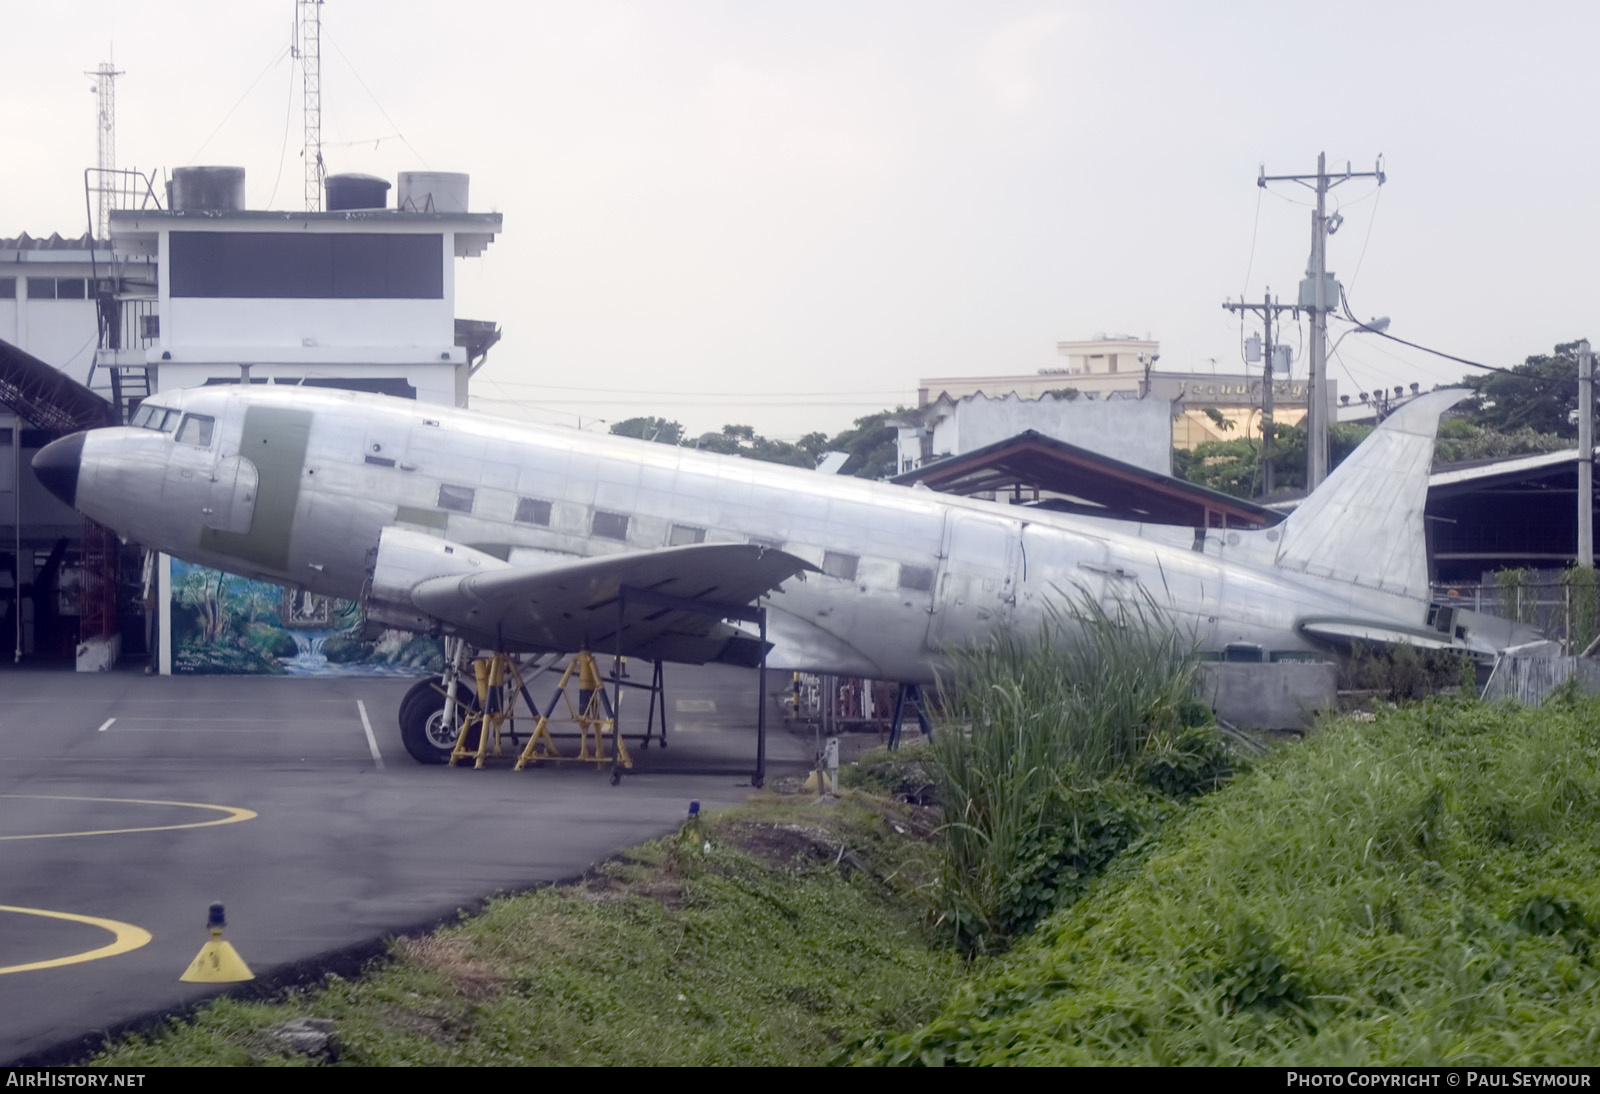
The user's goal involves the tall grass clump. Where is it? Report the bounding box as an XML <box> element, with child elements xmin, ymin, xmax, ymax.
<box><xmin>931</xmin><ymin>589</ymin><xmax>1234</xmax><ymax>955</ymax></box>
<box><xmin>875</xmin><ymin>696</ymin><xmax>1600</xmax><ymax>1066</ymax></box>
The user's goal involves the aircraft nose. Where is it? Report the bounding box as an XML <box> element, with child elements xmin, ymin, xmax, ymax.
<box><xmin>33</xmin><ymin>432</ymin><xmax>85</xmax><ymax>509</ymax></box>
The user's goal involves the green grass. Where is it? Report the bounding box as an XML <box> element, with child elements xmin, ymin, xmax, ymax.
<box><xmin>928</xmin><ymin>592</ymin><xmax>1234</xmax><ymax>954</ymax></box>
<box><xmin>92</xmin><ymin>795</ymin><xmax>959</xmax><ymax>1067</ymax></box>
<box><xmin>869</xmin><ymin>696</ymin><xmax>1600</xmax><ymax>1066</ymax></box>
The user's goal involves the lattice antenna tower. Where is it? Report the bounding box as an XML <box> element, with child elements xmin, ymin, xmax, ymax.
<box><xmin>295</xmin><ymin>0</ymin><xmax>326</xmax><ymax>211</ymax></box>
<box><xmin>87</xmin><ymin>58</ymin><xmax>123</xmax><ymax>238</ymax></box>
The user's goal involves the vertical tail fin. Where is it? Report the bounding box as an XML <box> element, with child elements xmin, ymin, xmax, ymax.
<box><xmin>1269</xmin><ymin>388</ymin><xmax>1468</xmax><ymax>600</ymax></box>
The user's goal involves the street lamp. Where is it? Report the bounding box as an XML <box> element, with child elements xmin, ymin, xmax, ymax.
<box><xmin>1329</xmin><ymin>315</ymin><xmax>1391</xmax><ymax>360</ymax></box>
<box><xmin>1321</xmin><ymin>316</ymin><xmax>1393</xmax><ymax>443</ymax></box>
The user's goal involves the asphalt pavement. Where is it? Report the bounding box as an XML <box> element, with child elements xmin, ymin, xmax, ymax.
<box><xmin>0</xmin><ymin>661</ymin><xmax>811</xmax><ymax>1064</ymax></box>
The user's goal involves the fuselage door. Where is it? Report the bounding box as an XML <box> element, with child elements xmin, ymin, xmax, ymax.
<box><xmin>205</xmin><ymin>455</ymin><xmax>258</xmax><ymax>535</ymax></box>
<box><xmin>927</xmin><ymin>508</ymin><xmax>1023</xmax><ymax>650</ymax></box>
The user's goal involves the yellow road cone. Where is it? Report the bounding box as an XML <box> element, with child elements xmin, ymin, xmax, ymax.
<box><xmin>180</xmin><ymin>902</ymin><xmax>254</xmax><ymax>983</ymax></box>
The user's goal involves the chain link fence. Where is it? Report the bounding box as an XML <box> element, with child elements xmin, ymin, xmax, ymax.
<box><xmin>1433</xmin><ymin>566</ymin><xmax>1600</xmax><ymax>654</ymax></box>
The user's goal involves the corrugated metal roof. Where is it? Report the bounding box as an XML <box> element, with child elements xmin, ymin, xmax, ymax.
<box><xmin>1429</xmin><ymin>448</ymin><xmax>1584</xmax><ymax>489</ymax></box>
<box><xmin>0</xmin><ymin>232</ymin><xmax>103</xmax><ymax>251</ymax></box>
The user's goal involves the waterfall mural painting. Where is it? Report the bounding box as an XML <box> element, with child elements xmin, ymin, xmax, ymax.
<box><xmin>169</xmin><ymin>560</ymin><xmax>444</xmax><ymax>676</ymax></box>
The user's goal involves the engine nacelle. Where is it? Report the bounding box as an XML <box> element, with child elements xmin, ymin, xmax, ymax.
<box><xmin>362</xmin><ymin>526</ymin><xmax>511</xmax><ymax>636</ymax></box>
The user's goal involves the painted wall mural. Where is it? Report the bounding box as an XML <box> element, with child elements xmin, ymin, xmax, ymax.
<box><xmin>169</xmin><ymin>560</ymin><xmax>443</xmax><ymax>676</ymax></box>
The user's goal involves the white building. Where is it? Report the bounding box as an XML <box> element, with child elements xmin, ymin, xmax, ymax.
<box><xmin>894</xmin><ymin>390</ymin><xmax>1174</xmax><ymax>476</ymax></box>
<box><xmin>1</xmin><ymin>167</ymin><xmax>502</xmax><ymax>667</ymax></box>
<box><xmin>920</xmin><ymin>334</ymin><xmax>1330</xmax><ymax>451</ymax></box>
<box><xmin>102</xmin><ymin>167</ymin><xmax>500</xmax><ymax>409</ymax></box>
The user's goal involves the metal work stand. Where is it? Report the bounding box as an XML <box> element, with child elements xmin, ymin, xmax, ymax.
<box><xmin>612</xmin><ymin>584</ymin><xmax>769</xmax><ymax>788</ymax></box>
<box><xmin>887</xmin><ymin>682</ymin><xmax>933</xmax><ymax>750</ymax></box>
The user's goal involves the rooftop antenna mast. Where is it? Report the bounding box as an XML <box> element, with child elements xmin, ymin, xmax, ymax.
<box><xmin>87</xmin><ymin>56</ymin><xmax>124</xmax><ymax>238</ymax></box>
<box><xmin>294</xmin><ymin>0</ymin><xmax>325</xmax><ymax>211</ymax></box>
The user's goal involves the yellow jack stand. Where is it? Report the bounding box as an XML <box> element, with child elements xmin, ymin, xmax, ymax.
<box><xmin>180</xmin><ymin>902</ymin><xmax>254</xmax><ymax>983</ymax></box>
<box><xmin>514</xmin><ymin>650</ymin><xmax>633</xmax><ymax>772</ymax></box>
<box><xmin>451</xmin><ymin>653</ymin><xmax>524</xmax><ymax>768</ymax></box>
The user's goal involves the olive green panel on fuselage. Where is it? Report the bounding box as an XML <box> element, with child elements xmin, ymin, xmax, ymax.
<box><xmin>197</xmin><ymin>404</ymin><xmax>312</xmax><ymax>571</ymax></box>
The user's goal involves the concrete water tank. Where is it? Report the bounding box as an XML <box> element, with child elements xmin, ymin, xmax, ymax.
<box><xmin>168</xmin><ymin>166</ymin><xmax>246</xmax><ymax>212</ymax></box>
<box><xmin>396</xmin><ymin>172</ymin><xmax>470</xmax><ymax>214</ymax></box>
<box><xmin>325</xmin><ymin>173</ymin><xmax>392</xmax><ymax>211</ymax></box>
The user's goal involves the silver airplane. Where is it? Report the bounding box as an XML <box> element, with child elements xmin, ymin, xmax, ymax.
<box><xmin>32</xmin><ymin>384</ymin><xmax>1529</xmax><ymax>762</ymax></box>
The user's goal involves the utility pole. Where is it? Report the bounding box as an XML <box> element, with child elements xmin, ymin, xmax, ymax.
<box><xmin>1258</xmin><ymin>153</ymin><xmax>1385</xmax><ymax>488</ymax></box>
<box><xmin>1221</xmin><ymin>291</ymin><xmax>1298</xmax><ymax>496</ymax></box>
<box><xmin>1581</xmin><ymin>339</ymin><xmax>1595</xmax><ymax>568</ymax></box>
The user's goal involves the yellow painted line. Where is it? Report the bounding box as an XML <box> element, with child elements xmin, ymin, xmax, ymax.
<box><xmin>0</xmin><ymin>795</ymin><xmax>257</xmax><ymax>841</ymax></box>
<box><xmin>0</xmin><ymin>905</ymin><xmax>152</xmax><ymax>974</ymax></box>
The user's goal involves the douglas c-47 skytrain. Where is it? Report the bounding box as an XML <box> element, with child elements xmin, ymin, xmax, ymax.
<box><xmin>33</xmin><ymin>384</ymin><xmax>1539</xmax><ymax>764</ymax></box>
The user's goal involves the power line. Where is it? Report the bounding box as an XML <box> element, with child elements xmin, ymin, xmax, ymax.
<box><xmin>481</xmin><ymin>377</ymin><xmax>910</xmax><ymax>398</ymax></box>
<box><xmin>265</xmin><ymin>48</ymin><xmax>297</xmax><ymax>209</ymax></box>
<box><xmin>1240</xmin><ymin>185</ymin><xmax>1262</xmax><ymax>299</ymax></box>
<box><xmin>1345</xmin><ymin>184</ymin><xmax>1382</xmax><ymax>295</ymax></box>
<box><xmin>186</xmin><ymin>44</ymin><xmax>290</xmax><ymax>164</ymax></box>
<box><xmin>324</xmin><ymin>32</ymin><xmax>431</xmax><ymax>169</ymax></box>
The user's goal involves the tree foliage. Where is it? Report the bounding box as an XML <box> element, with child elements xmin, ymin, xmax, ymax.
<box><xmin>1432</xmin><ymin>417</ymin><xmax>1567</xmax><ymax>464</ymax></box>
<box><xmin>1179</xmin><ymin>421</ymin><xmax>1372</xmax><ymax>499</ymax></box>
<box><xmin>688</xmin><ymin>424</ymin><xmax>822</xmax><ymax>469</ymax></box>
<box><xmin>826</xmin><ymin>408</ymin><xmax>906</xmax><ymax>479</ymax></box>
<box><xmin>609</xmin><ymin>416</ymin><xmax>686</xmax><ymax>445</ymax></box>
<box><xmin>1175</xmin><ymin>340</ymin><xmax>1587</xmax><ymax>498</ymax></box>
<box><xmin>605</xmin><ymin>406</ymin><xmax>909</xmax><ymax>479</ymax></box>
<box><xmin>1456</xmin><ymin>340</ymin><xmax>1586</xmax><ymax>438</ymax></box>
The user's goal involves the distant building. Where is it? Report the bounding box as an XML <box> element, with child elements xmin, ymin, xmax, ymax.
<box><xmin>103</xmin><ymin>167</ymin><xmax>500</xmax><ymax>410</ymax></box>
<box><xmin>893</xmin><ymin>390</ymin><xmax>1173</xmax><ymax>476</ymax></box>
<box><xmin>919</xmin><ymin>334</ymin><xmax>1332</xmax><ymax>451</ymax></box>
<box><xmin>1</xmin><ymin>166</ymin><xmax>502</xmax><ymax>669</ymax></box>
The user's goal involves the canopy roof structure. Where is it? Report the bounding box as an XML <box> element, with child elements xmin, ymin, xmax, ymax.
<box><xmin>890</xmin><ymin>429</ymin><xmax>1278</xmax><ymax>529</ymax></box>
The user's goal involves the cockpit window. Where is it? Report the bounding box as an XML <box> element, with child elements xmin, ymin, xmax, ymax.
<box><xmin>175</xmin><ymin>414</ymin><xmax>215</xmax><ymax>447</ymax></box>
<box><xmin>132</xmin><ymin>404</ymin><xmax>182</xmax><ymax>433</ymax></box>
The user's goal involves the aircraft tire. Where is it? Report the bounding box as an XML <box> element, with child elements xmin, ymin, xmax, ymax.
<box><xmin>397</xmin><ymin>678</ymin><xmax>438</xmax><ymax>730</ymax></box>
<box><xmin>400</xmin><ymin>684</ymin><xmax>480</xmax><ymax>765</ymax></box>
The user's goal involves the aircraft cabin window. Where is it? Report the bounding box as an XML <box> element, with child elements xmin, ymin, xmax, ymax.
<box><xmin>175</xmin><ymin>414</ymin><xmax>215</xmax><ymax>447</ymax></box>
<box><xmin>898</xmin><ymin>564</ymin><xmax>934</xmax><ymax>592</ymax></box>
<box><xmin>437</xmin><ymin>484</ymin><xmax>476</xmax><ymax>514</ymax></box>
<box><xmin>593</xmin><ymin>511</ymin><xmax>629</xmax><ymax>540</ymax></box>
<box><xmin>823</xmin><ymin>551</ymin><xmax>859</xmax><ymax>582</ymax></box>
<box><xmin>669</xmin><ymin>524</ymin><xmax>706</xmax><ymax>546</ymax></box>
<box><xmin>514</xmin><ymin>497</ymin><xmax>552</xmax><ymax>526</ymax></box>
<box><xmin>131</xmin><ymin>404</ymin><xmax>159</xmax><ymax>429</ymax></box>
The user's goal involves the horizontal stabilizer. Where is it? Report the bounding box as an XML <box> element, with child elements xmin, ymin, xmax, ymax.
<box><xmin>1298</xmin><ymin>617</ymin><xmax>1464</xmax><ymax>652</ymax></box>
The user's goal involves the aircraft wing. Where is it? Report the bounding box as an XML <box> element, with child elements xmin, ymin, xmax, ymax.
<box><xmin>407</xmin><ymin>541</ymin><xmax>816</xmax><ymax>667</ymax></box>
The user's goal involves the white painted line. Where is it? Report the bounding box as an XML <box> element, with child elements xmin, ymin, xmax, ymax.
<box><xmin>96</xmin><ymin>718</ymin><xmax>115</xmax><ymax>733</ymax></box>
<box><xmin>356</xmin><ymin>700</ymin><xmax>385</xmax><ymax>770</ymax></box>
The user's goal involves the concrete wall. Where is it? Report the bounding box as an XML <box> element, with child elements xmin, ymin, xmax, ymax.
<box><xmin>1197</xmin><ymin>661</ymin><xmax>1338</xmax><ymax>730</ymax></box>
<box><xmin>908</xmin><ymin>392</ymin><xmax>1173</xmax><ymax>475</ymax></box>
<box><xmin>0</xmin><ymin>290</ymin><xmax>101</xmax><ymax>386</ymax></box>
<box><xmin>164</xmin><ymin>297</ymin><xmax>455</xmax><ymax>352</ymax></box>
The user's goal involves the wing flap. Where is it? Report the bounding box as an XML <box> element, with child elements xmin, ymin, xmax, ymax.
<box><xmin>410</xmin><ymin>542</ymin><xmax>815</xmax><ymax>663</ymax></box>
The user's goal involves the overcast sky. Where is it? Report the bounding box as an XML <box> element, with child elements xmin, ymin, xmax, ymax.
<box><xmin>5</xmin><ymin>1</ymin><xmax>1595</xmax><ymax>440</ymax></box>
